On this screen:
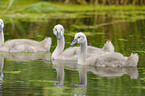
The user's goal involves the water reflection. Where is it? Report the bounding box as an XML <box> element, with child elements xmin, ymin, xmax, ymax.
<box><xmin>52</xmin><ymin>60</ymin><xmax>139</xmax><ymax>96</ymax></box>
<box><xmin>0</xmin><ymin>55</ymin><xmax>4</xmax><ymax>96</ymax></box>
<box><xmin>0</xmin><ymin>11</ymin><xmax>144</xmax><ymax>96</ymax></box>
<box><xmin>52</xmin><ymin>60</ymin><xmax>77</xmax><ymax>87</ymax></box>
<box><xmin>0</xmin><ymin>53</ymin><xmax>52</xmax><ymax>96</ymax></box>
<box><xmin>0</xmin><ymin>56</ymin><xmax>4</xmax><ymax>82</ymax></box>
<box><xmin>90</xmin><ymin>66</ymin><xmax>138</xmax><ymax>79</ymax></box>
<box><xmin>53</xmin><ymin>63</ymin><xmax>64</xmax><ymax>87</ymax></box>
<box><xmin>77</xmin><ymin>65</ymin><xmax>88</xmax><ymax>87</ymax></box>
<box><xmin>52</xmin><ymin>60</ymin><xmax>87</xmax><ymax>96</ymax></box>
<box><xmin>0</xmin><ymin>52</ymin><xmax>51</xmax><ymax>61</ymax></box>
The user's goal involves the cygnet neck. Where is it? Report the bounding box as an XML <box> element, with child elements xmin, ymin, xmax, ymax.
<box><xmin>0</xmin><ymin>30</ymin><xmax>4</xmax><ymax>47</ymax></box>
<box><xmin>52</xmin><ymin>35</ymin><xmax>65</xmax><ymax>59</ymax></box>
<box><xmin>77</xmin><ymin>39</ymin><xmax>87</xmax><ymax>65</ymax></box>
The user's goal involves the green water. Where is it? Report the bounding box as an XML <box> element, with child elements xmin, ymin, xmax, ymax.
<box><xmin>0</xmin><ymin>13</ymin><xmax>145</xmax><ymax>96</ymax></box>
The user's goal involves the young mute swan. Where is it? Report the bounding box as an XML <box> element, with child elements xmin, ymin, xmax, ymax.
<box><xmin>70</xmin><ymin>32</ymin><xmax>139</xmax><ymax>67</ymax></box>
<box><xmin>52</xmin><ymin>24</ymin><xmax>115</xmax><ymax>60</ymax></box>
<box><xmin>0</xmin><ymin>19</ymin><xmax>51</xmax><ymax>52</ymax></box>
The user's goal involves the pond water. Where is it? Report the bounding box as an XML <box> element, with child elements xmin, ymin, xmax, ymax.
<box><xmin>0</xmin><ymin>12</ymin><xmax>145</xmax><ymax>96</ymax></box>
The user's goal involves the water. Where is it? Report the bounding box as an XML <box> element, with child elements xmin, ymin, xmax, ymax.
<box><xmin>0</xmin><ymin>13</ymin><xmax>145</xmax><ymax>96</ymax></box>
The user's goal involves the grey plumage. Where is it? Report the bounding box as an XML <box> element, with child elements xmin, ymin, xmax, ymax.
<box><xmin>0</xmin><ymin>19</ymin><xmax>51</xmax><ymax>52</ymax></box>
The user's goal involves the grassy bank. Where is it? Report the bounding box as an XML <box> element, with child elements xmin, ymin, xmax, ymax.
<box><xmin>0</xmin><ymin>1</ymin><xmax>145</xmax><ymax>22</ymax></box>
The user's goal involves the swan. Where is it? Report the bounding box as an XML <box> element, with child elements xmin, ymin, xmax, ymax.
<box><xmin>0</xmin><ymin>19</ymin><xmax>51</xmax><ymax>52</ymax></box>
<box><xmin>52</xmin><ymin>24</ymin><xmax>114</xmax><ymax>60</ymax></box>
<box><xmin>70</xmin><ymin>32</ymin><xmax>139</xmax><ymax>67</ymax></box>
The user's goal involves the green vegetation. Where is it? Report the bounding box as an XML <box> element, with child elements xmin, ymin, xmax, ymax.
<box><xmin>48</xmin><ymin>0</ymin><xmax>145</xmax><ymax>5</ymax></box>
<box><xmin>0</xmin><ymin>0</ymin><xmax>145</xmax><ymax>22</ymax></box>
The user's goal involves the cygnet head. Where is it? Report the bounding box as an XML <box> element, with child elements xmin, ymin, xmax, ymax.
<box><xmin>53</xmin><ymin>24</ymin><xmax>64</xmax><ymax>40</ymax></box>
<box><xmin>70</xmin><ymin>32</ymin><xmax>87</xmax><ymax>46</ymax></box>
<box><xmin>0</xmin><ymin>19</ymin><xmax>4</xmax><ymax>32</ymax></box>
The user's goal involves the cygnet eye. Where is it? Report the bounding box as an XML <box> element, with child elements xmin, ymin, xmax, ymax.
<box><xmin>78</xmin><ymin>36</ymin><xmax>80</xmax><ymax>38</ymax></box>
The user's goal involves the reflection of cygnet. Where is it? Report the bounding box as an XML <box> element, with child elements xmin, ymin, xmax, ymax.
<box><xmin>125</xmin><ymin>67</ymin><xmax>138</xmax><ymax>79</ymax></box>
<box><xmin>52</xmin><ymin>61</ymin><xmax>88</xmax><ymax>96</ymax></box>
<box><xmin>73</xmin><ymin>65</ymin><xmax>88</xmax><ymax>96</ymax></box>
<box><xmin>90</xmin><ymin>66</ymin><xmax>138</xmax><ymax>79</ymax></box>
<box><xmin>1</xmin><ymin>52</ymin><xmax>51</xmax><ymax>62</ymax></box>
<box><xmin>52</xmin><ymin>59</ymin><xmax>77</xmax><ymax>69</ymax></box>
<box><xmin>52</xmin><ymin>60</ymin><xmax>65</xmax><ymax>87</ymax></box>
<box><xmin>0</xmin><ymin>55</ymin><xmax>4</xmax><ymax>83</ymax></box>
<box><xmin>77</xmin><ymin>65</ymin><xmax>88</xmax><ymax>87</ymax></box>
<box><xmin>53</xmin><ymin>63</ymin><xmax>64</xmax><ymax>87</ymax></box>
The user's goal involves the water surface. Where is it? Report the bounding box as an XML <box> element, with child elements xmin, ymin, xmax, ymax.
<box><xmin>0</xmin><ymin>12</ymin><xmax>145</xmax><ymax>96</ymax></box>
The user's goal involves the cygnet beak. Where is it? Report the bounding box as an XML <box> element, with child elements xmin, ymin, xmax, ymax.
<box><xmin>70</xmin><ymin>39</ymin><xmax>77</xmax><ymax>46</ymax></box>
<box><xmin>57</xmin><ymin>32</ymin><xmax>61</xmax><ymax>40</ymax></box>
